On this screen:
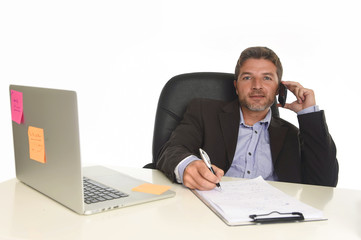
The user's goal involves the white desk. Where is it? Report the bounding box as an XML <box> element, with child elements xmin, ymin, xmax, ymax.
<box><xmin>0</xmin><ymin>167</ymin><xmax>360</xmax><ymax>240</ymax></box>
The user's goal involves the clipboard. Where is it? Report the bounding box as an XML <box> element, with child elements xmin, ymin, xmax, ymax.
<box><xmin>249</xmin><ymin>211</ymin><xmax>304</xmax><ymax>223</ymax></box>
<box><xmin>192</xmin><ymin>177</ymin><xmax>326</xmax><ymax>226</ymax></box>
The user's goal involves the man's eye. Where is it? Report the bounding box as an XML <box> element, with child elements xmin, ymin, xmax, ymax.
<box><xmin>264</xmin><ymin>76</ymin><xmax>272</xmax><ymax>80</ymax></box>
<box><xmin>243</xmin><ymin>76</ymin><xmax>251</xmax><ymax>80</ymax></box>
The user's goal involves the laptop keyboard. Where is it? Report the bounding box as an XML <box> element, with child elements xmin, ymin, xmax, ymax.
<box><xmin>83</xmin><ymin>177</ymin><xmax>129</xmax><ymax>204</ymax></box>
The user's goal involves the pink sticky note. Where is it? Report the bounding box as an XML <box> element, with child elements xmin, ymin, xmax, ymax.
<box><xmin>10</xmin><ymin>90</ymin><xmax>24</xmax><ymax>124</ymax></box>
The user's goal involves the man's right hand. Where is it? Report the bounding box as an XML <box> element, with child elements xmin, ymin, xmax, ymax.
<box><xmin>183</xmin><ymin>160</ymin><xmax>224</xmax><ymax>190</ymax></box>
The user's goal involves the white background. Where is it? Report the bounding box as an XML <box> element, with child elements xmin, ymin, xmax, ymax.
<box><xmin>1</xmin><ymin>0</ymin><xmax>360</xmax><ymax>190</ymax></box>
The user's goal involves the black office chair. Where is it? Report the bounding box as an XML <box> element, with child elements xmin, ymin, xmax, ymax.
<box><xmin>144</xmin><ymin>72</ymin><xmax>280</xmax><ymax>169</ymax></box>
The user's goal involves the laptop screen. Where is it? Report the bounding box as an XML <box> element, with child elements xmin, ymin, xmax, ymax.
<box><xmin>10</xmin><ymin>85</ymin><xmax>84</xmax><ymax>213</ymax></box>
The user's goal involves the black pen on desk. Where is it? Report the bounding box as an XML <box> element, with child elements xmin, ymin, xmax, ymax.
<box><xmin>199</xmin><ymin>148</ymin><xmax>222</xmax><ymax>190</ymax></box>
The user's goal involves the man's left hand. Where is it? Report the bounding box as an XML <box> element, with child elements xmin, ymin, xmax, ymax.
<box><xmin>279</xmin><ymin>81</ymin><xmax>316</xmax><ymax>113</ymax></box>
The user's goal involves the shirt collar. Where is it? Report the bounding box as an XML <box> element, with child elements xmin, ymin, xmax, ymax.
<box><xmin>239</xmin><ymin>108</ymin><xmax>272</xmax><ymax>129</ymax></box>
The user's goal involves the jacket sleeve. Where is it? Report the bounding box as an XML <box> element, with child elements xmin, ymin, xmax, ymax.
<box><xmin>156</xmin><ymin>99</ymin><xmax>204</xmax><ymax>182</ymax></box>
<box><xmin>298</xmin><ymin>110</ymin><xmax>339</xmax><ymax>187</ymax></box>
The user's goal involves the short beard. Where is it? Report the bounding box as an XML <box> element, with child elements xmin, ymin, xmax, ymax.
<box><xmin>239</xmin><ymin>96</ymin><xmax>275</xmax><ymax>112</ymax></box>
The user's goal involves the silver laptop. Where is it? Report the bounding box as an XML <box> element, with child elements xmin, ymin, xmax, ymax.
<box><xmin>9</xmin><ymin>84</ymin><xmax>175</xmax><ymax>215</ymax></box>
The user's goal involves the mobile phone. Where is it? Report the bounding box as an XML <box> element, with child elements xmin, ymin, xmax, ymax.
<box><xmin>278</xmin><ymin>83</ymin><xmax>287</xmax><ymax>107</ymax></box>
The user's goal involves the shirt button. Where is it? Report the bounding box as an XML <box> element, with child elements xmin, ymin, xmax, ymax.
<box><xmin>248</xmin><ymin>152</ymin><xmax>252</xmax><ymax>156</ymax></box>
<box><xmin>247</xmin><ymin>171</ymin><xmax>251</xmax><ymax>174</ymax></box>
<box><xmin>255</xmin><ymin>130</ymin><xmax>258</xmax><ymax>134</ymax></box>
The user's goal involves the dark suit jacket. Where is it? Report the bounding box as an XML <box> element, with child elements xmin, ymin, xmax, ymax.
<box><xmin>156</xmin><ymin>98</ymin><xmax>339</xmax><ymax>187</ymax></box>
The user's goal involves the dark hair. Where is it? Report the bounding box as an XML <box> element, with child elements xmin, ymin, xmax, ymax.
<box><xmin>235</xmin><ymin>47</ymin><xmax>283</xmax><ymax>83</ymax></box>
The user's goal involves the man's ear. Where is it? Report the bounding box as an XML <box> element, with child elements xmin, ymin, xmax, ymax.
<box><xmin>276</xmin><ymin>79</ymin><xmax>282</xmax><ymax>95</ymax></box>
<box><xmin>233</xmin><ymin>80</ymin><xmax>238</xmax><ymax>95</ymax></box>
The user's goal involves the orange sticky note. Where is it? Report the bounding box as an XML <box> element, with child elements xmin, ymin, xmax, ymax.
<box><xmin>10</xmin><ymin>90</ymin><xmax>24</xmax><ymax>124</ymax></box>
<box><xmin>28</xmin><ymin>126</ymin><xmax>46</xmax><ymax>163</ymax></box>
<box><xmin>132</xmin><ymin>183</ymin><xmax>171</xmax><ymax>195</ymax></box>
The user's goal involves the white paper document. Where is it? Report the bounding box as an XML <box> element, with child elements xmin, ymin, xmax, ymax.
<box><xmin>193</xmin><ymin>177</ymin><xmax>325</xmax><ymax>226</ymax></box>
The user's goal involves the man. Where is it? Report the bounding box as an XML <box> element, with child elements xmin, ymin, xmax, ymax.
<box><xmin>156</xmin><ymin>47</ymin><xmax>339</xmax><ymax>190</ymax></box>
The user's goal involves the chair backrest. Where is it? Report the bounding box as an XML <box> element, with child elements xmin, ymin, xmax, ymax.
<box><xmin>144</xmin><ymin>72</ymin><xmax>279</xmax><ymax>168</ymax></box>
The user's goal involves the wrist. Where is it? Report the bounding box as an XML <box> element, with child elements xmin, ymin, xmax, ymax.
<box><xmin>297</xmin><ymin>105</ymin><xmax>320</xmax><ymax>115</ymax></box>
<box><xmin>174</xmin><ymin>155</ymin><xmax>199</xmax><ymax>184</ymax></box>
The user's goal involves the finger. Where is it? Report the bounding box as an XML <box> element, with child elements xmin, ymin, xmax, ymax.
<box><xmin>193</xmin><ymin>161</ymin><xmax>223</xmax><ymax>186</ymax></box>
<box><xmin>211</xmin><ymin>165</ymin><xmax>224</xmax><ymax>180</ymax></box>
<box><xmin>282</xmin><ymin>81</ymin><xmax>305</xmax><ymax>102</ymax></box>
<box><xmin>298</xmin><ymin>88</ymin><xmax>307</xmax><ymax>102</ymax></box>
<box><xmin>285</xmin><ymin>83</ymin><xmax>305</xmax><ymax>104</ymax></box>
<box><xmin>184</xmin><ymin>173</ymin><xmax>218</xmax><ymax>190</ymax></box>
<box><xmin>183</xmin><ymin>161</ymin><xmax>220</xmax><ymax>190</ymax></box>
<box><xmin>183</xmin><ymin>175</ymin><xmax>200</xmax><ymax>190</ymax></box>
<box><xmin>300</xmin><ymin>88</ymin><xmax>316</xmax><ymax>107</ymax></box>
<box><xmin>283</xmin><ymin>102</ymin><xmax>295</xmax><ymax>111</ymax></box>
<box><xmin>294</xmin><ymin>87</ymin><xmax>304</xmax><ymax>103</ymax></box>
<box><xmin>183</xmin><ymin>169</ymin><xmax>202</xmax><ymax>190</ymax></box>
<box><xmin>198</xmin><ymin>164</ymin><xmax>222</xmax><ymax>184</ymax></box>
<box><xmin>281</xmin><ymin>81</ymin><xmax>304</xmax><ymax>90</ymax></box>
<box><xmin>297</xmin><ymin>88</ymin><xmax>313</xmax><ymax>103</ymax></box>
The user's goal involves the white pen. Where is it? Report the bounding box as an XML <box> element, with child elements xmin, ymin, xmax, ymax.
<box><xmin>199</xmin><ymin>148</ymin><xmax>222</xmax><ymax>189</ymax></box>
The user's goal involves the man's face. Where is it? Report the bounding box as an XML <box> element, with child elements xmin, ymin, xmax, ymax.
<box><xmin>234</xmin><ymin>58</ymin><xmax>279</xmax><ymax>112</ymax></box>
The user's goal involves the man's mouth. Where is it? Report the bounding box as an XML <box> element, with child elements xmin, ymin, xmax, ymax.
<box><xmin>249</xmin><ymin>95</ymin><xmax>265</xmax><ymax>99</ymax></box>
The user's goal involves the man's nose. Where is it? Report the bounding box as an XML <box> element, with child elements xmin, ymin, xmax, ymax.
<box><xmin>251</xmin><ymin>78</ymin><xmax>263</xmax><ymax>89</ymax></box>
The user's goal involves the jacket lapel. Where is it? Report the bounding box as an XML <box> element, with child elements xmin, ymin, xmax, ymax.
<box><xmin>218</xmin><ymin>100</ymin><xmax>289</xmax><ymax>168</ymax></box>
<box><xmin>219</xmin><ymin>100</ymin><xmax>240</xmax><ymax>167</ymax></box>
<box><xmin>268</xmin><ymin>117</ymin><xmax>289</xmax><ymax>165</ymax></box>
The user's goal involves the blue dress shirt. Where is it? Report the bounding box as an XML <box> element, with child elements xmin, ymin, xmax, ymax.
<box><xmin>225</xmin><ymin>109</ymin><xmax>276</xmax><ymax>180</ymax></box>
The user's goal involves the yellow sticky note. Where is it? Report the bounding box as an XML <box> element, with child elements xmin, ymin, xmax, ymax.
<box><xmin>28</xmin><ymin>126</ymin><xmax>46</xmax><ymax>163</ymax></box>
<box><xmin>132</xmin><ymin>183</ymin><xmax>171</xmax><ymax>195</ymax></box>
